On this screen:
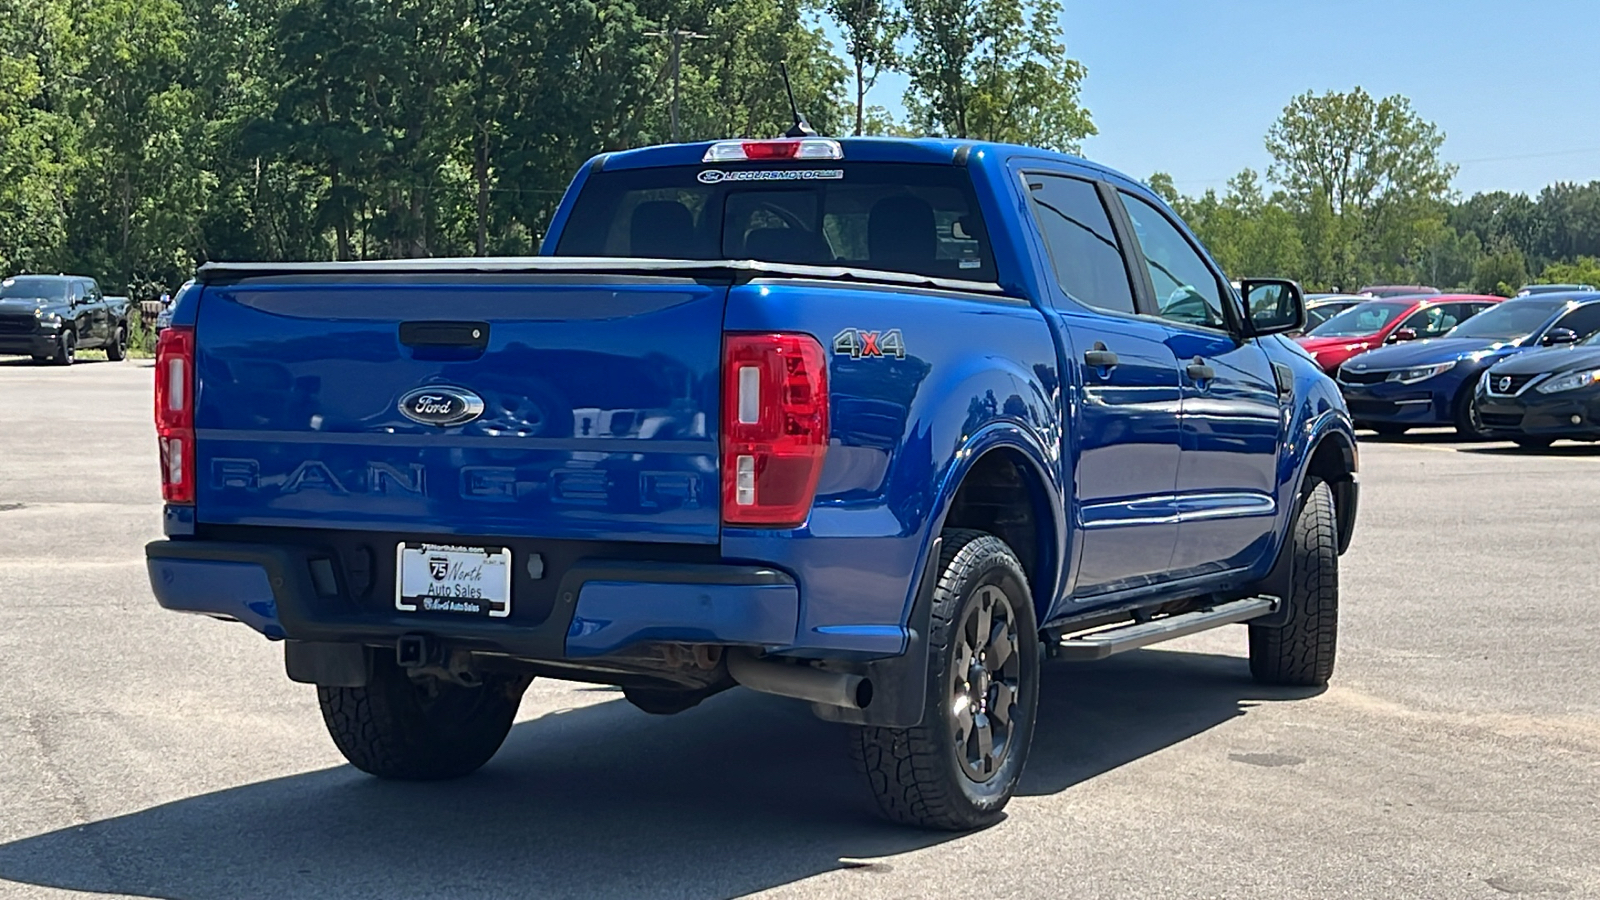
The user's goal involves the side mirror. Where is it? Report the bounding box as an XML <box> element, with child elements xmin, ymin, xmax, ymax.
<box><xmin>1542</xmin><ymin>327</ymin><xmax>1579</xmax><ymax>346</ymax></box>
<box><xmin>1387</xmin><ymin>328</ymin><xmax>1418</xmax><ymax>344</ymax></box>
<box><xmin>1240</xmin><ymin>278</ymin><xmax>1305</xmax><ymax>337</ymax></box>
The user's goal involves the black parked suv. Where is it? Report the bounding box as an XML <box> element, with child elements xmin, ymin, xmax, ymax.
<box><xmin>0</xmin><ymin>275</ymin><xmax>130</xmax><ymax>365</ymax></box>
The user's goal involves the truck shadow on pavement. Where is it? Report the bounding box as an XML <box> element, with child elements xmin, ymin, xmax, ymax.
<box><xmin>0</xmin><ymin>649</ymin><xmax>1316</xmax><ymax>900</ymax></box>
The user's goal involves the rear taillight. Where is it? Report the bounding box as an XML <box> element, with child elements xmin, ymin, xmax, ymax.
<box><xmin>154</xmin><ymin>326</ymin><xmax>196</xmax><ymax>504</ymax></box>
<box><xmin>722</xmin><ymin>333</ymin><xmax>829</xmax><ymax>528</ymax></box>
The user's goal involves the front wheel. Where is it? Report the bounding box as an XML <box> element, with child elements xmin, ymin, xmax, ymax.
<box><xmin>317</xmin><ymin>651</ymin><xmax>526</xmax><ymax>780</ymax></box>
<box><xmin>51</xmin><ymin>331</ymin><xmax>75</xmax><ymax>366</ymax></box>
<box><xmin>1454</xmin><ymin>376</ymin><xmax>1489</xmax><ymax>439</ymax></box>
<box><xmin>105</xmin><ymin>325</ymin><xmax>128</xmax><ymax>361</ymax></box>
<box><xmin>1249</xmin><ymin>479</ymin><xmax>1339</xmax><ymax>687</ymax></box>
<box><xmin>851</xmin><ymin>529</ymin><xmax>1040</xmax><ymax>831</ymax></box>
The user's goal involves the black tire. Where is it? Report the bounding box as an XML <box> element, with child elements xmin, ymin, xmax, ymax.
<box><xmin>1513</xmin><ymin>436</ymin><xmax>1555</xmax><ymax>450</ymax></box>
<box><xmin>1454</xmin><ymin>375</ymin><xmax>1488</xmax><ymax>439</ymax></box>
<box><xmin>851</xmin><ymin>529</ymin><xmax>1040</xmax><ymax>831</ymax></box>
<box><xmin>1249</xmin><ymin>479</ymin><xmax>1338</xmax><ymax>687</ymax></box>
<box><xmin>317</xmin><ymin>651</ymin><xmax>526</xmax><ymax>780</ymax></box>
<box><xmin>106</xmin><ymin>324</ymin><xmax>127</xmax><ymax>361</ymax></box>
<box><xmin>52</xmin><ymin>331</ymin><xmax>75</xmax><ymax>366</ymax></box>
<box><xmin>1370</xmin><ymin>423</ymin><xmax>1409</xmax><ymax>437</ymax></box>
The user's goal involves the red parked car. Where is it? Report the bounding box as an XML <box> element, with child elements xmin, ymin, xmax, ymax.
<box><xmin>1296</xmin><ymin>294</ymin><xmax>1504</xmax><ymax>373</ymax></box>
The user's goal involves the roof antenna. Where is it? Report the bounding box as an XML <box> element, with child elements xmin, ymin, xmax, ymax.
<box><xmin>779</xmin><ymin>62</ymin><xmax>816</xmax><ymax>138</ymax></box>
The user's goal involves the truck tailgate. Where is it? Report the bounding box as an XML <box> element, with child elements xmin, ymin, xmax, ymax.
<box><xmin>192</xmin><ymin>274</ymin><xmax>724</xmax><ymax>543</ymax></box>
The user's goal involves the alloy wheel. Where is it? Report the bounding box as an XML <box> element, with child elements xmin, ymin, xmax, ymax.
<box><xmin>950</xmin><ymin>584</ymin><xmax>1023</xmax><ymax>783</ymax></box>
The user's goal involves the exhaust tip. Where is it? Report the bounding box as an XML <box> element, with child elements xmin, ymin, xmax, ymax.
<box><xmin>853</xmin><ymin>678</ymin><xmax>874</xmax><ymax>710</ymax></box>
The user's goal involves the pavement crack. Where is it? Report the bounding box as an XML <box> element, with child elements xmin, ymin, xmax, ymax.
<box><xmin>18</xmin><ymin>711</ymin><xmax>123</xmax><ymax>885</ymax></box>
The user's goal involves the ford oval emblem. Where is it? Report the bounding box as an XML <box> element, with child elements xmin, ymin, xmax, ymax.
<box><xmin>398</xmin><ymin>387</ymin><xmax>484</xmax><ymax>427</ymax></box>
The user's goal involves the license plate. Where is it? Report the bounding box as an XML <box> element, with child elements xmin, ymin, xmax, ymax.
<box><xmin>395</xmin><ymin>543</ymin><xmax>512</xmax><ymax>618</ymax></box>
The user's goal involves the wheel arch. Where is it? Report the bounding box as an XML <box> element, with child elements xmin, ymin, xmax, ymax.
<box><xmin>1303</xmin><ymin>429</ymin><xmax>1358</xmax><ymax>554</ymax></box>
<box><xmin>1251</xmin><ymin>425</ymin><xmax>1357</xmax><ymax>628</ymax></box>
<box><xmin>926</xmin><ymin>428</ymin><xmax>1066</xmax><ymax>623</ymax></box>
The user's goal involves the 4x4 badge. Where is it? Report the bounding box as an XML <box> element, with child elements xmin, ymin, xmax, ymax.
<box><xmin>833</xmin><ymin>328</ymin><xmax>906</xmax><ymax>359</ymax></box>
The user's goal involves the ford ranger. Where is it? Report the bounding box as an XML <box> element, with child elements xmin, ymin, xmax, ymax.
<box><xmin>145</xmin><ymin>137</ymin><xmax>1359</xmax><ymax>830</ymax></box>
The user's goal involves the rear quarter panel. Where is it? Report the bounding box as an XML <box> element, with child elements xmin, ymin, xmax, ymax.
<box><xmin>721</xmin><ymin>281</ymin><xmax>1063</xmax><ymax>656</ymax></box>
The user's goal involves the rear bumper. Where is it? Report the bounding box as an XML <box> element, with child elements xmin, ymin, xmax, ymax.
<box><xmin>146</xmin><ymin>539</ymin><xmax>800</xmax><ymax>659</ymax></box>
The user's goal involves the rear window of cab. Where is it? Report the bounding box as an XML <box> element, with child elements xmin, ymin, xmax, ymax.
<box><xmin>553</xmin><ymin>163</ymin><xmax>997</xmax><ymax>283</ymax></box>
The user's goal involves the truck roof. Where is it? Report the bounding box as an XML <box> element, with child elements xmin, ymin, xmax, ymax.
<box><xmin>594</xmin><ymin>136</ymin><xmax>1127</xmax><ymax>182</ymax></box>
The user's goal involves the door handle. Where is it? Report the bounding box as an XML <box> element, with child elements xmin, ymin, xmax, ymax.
<box><xmin>1186</xmin><ymin>358</ymin><xmax>1216</xmax><ymax>382</ymax></box>
<box><xmin>1083</xmin><ymin>343</ymin><xmax>1119</xmax><ymax>369</ymax></box>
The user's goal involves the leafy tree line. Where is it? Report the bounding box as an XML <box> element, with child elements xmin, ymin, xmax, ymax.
<box><xmin>0</xmin><ymin>0</ymin><xmax>1089</xmax><ymax>297</ymax></box>
<box><xmin>1151</xmin><ymin>87</ymin><xmax>1600</xmax><ymax>297</ymax></box>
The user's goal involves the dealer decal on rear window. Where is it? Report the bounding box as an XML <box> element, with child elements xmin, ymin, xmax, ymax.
<box><xmin>697</xmin><ymin>169</ymin><xmax>844</xmax><ymax>185</ymax></box>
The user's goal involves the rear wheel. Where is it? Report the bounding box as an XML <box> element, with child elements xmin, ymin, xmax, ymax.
<box><xmin>317</xmin><ymin>651</ymin><xmax>526</xmax><ymax>780</ymax></box>
<box><xmin>851</xmin><ymin>529</ymin><xmax>1040</xmax><ymax>831</ymax></box>
<box><xmin>51</xmin><ymin>331</ymin><xmax>75</xmax><ymax>366</ymax></box>
<box><xmin>1249</xmin><ymin>479</ymin><xmax>1339</xmax><ymax>687</ymax></box>
<box><xmin>105</xmin><ymin>324</ymin><xmax>127</xmax><ymax>361</ymax></box>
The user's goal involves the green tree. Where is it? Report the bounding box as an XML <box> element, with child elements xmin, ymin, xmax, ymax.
<box><xmin>0</xmin><ymin>0</ymin><xmax>74</xmax><ymax>275</ymax></box>
<box><xmin>902</xmin><ymin>0</ymin><xmax>1094</xmax><ymax>151</ymax></box>
<box><xmin>1174</xmin><ymin>170</ymin><xmax>1303</xmax><ymax>281</ymax></box>
<box><xmin>1146</xmin><ymin>172</ymin><xmax>1179</xmax><ymax>205</ymax></box>
<box><xmin>1532</xmin><ymin>181</ymin><xmax>1600</xmax><ymax>264</ymax></box>
<box><xmin>823</xmin><ymin>0</ymin><xmax>904</xmax><ymax>137</ymax></box>
<box><xmin>1414</xmin><ymin>223</ymin><xmax>1481</xmax><ymax>292</ymax></box>
<box><xmin>629</xmin><ymin>0</ymin><xmax>846</xmax><ymax>145</ymax></box>
<box><xmin>1471</xmin><ymin>240</ymin><xmax>1528</xmax><ymax>297</ymax></box>
<box><xmin>1266</xmin><ymin>87</ymin><xmax>1456</xmax><ymax>288</ymax></box>
<box><xmin>1535</xmin><ymin>256</ymin><xmax>1600</xmax><ymax>287</ymax></box>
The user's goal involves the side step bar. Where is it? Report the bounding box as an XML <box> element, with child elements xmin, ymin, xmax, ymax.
<box><xmin>1054</xmin><ymin>597</ymin><xmax>1278</xmax><ymax>662</ymax></box>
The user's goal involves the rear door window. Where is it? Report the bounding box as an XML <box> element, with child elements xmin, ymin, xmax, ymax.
<box><xmin>1550</xmin><ymin>303</ymin><xmax>1600</xmax><ymax>339</ymax></box>
<box><xmin>1024</xmin><ymin>173</ymin><xmax>1137</xmax><ymax>315</ymax></box>
<box><xmin>556</xmin><ymin>163</ymin><xmax>996</xmax><ymax>281</ymax></box>
<box><xmin>1309</xmin><ymin>301</ymin><xmax>1409</xmax><ymax>337</ymax></box>
<box><xmin>1399</xmin><ymin>305</ymin><xmax>1460</xmax><ymax>338</ymax></box>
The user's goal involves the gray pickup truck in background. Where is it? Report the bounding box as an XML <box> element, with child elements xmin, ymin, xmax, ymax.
<box><xmin>0</xmin><ymin>274</ymin><xmax>130</xmax><ymax>364</ymax></box>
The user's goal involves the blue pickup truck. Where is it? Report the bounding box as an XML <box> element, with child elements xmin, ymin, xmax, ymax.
<box><xmin>145</xmin><ymin>137</ymin><xmax>1358</xmax><ymax>829</ymax></box>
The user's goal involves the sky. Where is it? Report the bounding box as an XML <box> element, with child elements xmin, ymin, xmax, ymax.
<box><xmin>827</xmin><ymin>0</ymin><xmax>1600</xmax><ymax>198</ymax></box>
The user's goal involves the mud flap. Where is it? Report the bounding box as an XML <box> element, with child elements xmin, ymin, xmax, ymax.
<box><xmin>286</xmin><ymin>640</ymin><xmax>371</xmax><ymax>687</ymax></box>
<box><xmin>1250</xmin><ymin>479</ymin><xmax>1312</xmax><ymax>630</ymax></box>
<box><xmin>809</xmin><ymin>537</ymin><xmax>941</xmax><ymax>729</ymax></box>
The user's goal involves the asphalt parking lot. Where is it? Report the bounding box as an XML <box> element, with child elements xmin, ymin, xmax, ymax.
<box><xmin>1</xmin><ymin>357</ymin><xmax>1597</xmax><ymax>900</ymax></box>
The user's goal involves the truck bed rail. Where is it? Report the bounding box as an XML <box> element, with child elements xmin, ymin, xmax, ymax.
<box><xmin>196</xmin><ymin>256</ymin><xmax>1008</xmax><ymax>295</ymax></box>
